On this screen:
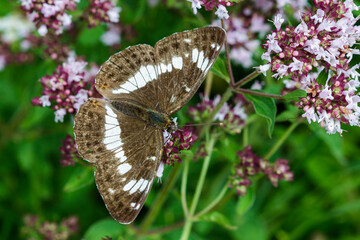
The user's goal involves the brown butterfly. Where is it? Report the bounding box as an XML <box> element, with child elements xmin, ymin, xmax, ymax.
<box><xmin>74</xmin><ymin>26</ymin><xmax>226</xmax><ymax>224</ymax></box>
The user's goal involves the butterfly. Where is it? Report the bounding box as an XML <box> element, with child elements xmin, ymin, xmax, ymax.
<box><xmin>73</xmin><ymin>26</ymin><xmax>226</xmax><ymax>224</ymax></box>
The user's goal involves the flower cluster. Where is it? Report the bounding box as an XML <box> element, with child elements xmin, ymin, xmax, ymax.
<box><xmin>162</xmin><ymin>126</ymin><xmax>198</xmax><ymax>166</ymax></box>
<box><xmin>0</xmin><ymin>13</ymin><xmax>35</xmax><ymax>70</ymax></box>
<box><xmin>59</xmin><ymin>134</ymin><xmax>81</xmax><ymax>166</ymax></box>
<box><xmin>261</xmin><ymin>0</ymin><xmax>360</xmax><ymax>134</ymax></box>
<box><xmin>31</xmin><ymin>56</ymin><xmax>100</xmax><ymax>123</ymax></box>
<box><xmin>86</xmin><ymin>0</ymin><xmax>121</xmax><ymax>28</ymax></box>
<box><xmin>20</xmin><ymin>0</ymin><xmax>79</xmax><ymax>36</ymax></box>
<box><xmin>212</xmin><ymin>0</ymin><xmax>307</xmax><ymax>68</ymax></box>
<box><xmin>101</xmin><ymin>24</ymin><xmax>121</xmax><ymax>46</ymax></box>
<box><xmin>213</xmin><ymin>15</ymin><xmax>270</xmax><ymax>68</ymax></box>
<box><xmin>22</xmin><ymin>214</ymin><xmax>79</xmax><ymax>240</ymax></box>
<box><xmin>229</xmin><ymin>146</ymin><xmax>293</xmax><ymax>196</ymax></box>
<box><xmin>187</xmin><ymin>0</ymin><xmax>235</xmax><ymax>19</ymax></box>
<box><xmin>188</xmin><ymin>94</ymin><xmax>247</xmax><ymax>134</ymax></box>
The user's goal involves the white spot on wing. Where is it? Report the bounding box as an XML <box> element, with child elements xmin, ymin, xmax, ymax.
<box><xmin>192</xmin><ymin>48</ymin><xmax>199</xmax><ymax>63</ymax></box>
<box><xmin>115</xmin><ymin>150</ymin><xmax>126</xmax><ymax>161</ymax></box>
<box><xmin>146</xmin><ymin>64</ymin><xmax>157</xmax><ymax>80</ymax></box>
<box><xmin>197</xmin><ymin>51</ymin><xmax>204</xmax><ymax>69</ymax></box>
<box><xmin>105</xmin><ymin>140</ymin><xmax>121</xmax><ymax>150</ymax></box>
<box><xmin>170</xmin><ymin>95</ymin><xmax>177</xmax><ymax>103</ymax></box>
<box><xmin>160</xmin><ymin>62</ymin><xmax>167</xmax><ymax>74</ymax></box>
<box><xmin>150</xmin><ymin>156</ymin><xmax>156</xmax><ymax>161</ymax></box>
<box><xmin>184</xmin><ymin>38</ymin><xmax>191</xmax><ymax>43</ymax></box>
<box><xmin>172</xmin><ymin>56</ymin><xmax>183</xmax><ymax>70</ymax></box>
<box><xmin>216</xmin><ymin>44</ymin><xmax>220</xmax><ymax>51</ymax></box>
<box><xmin>135</xmin><ymin>203</ymin><xmax>141</xmax><ymax>210</ymax></box>
<box><xmin>105</xmin><ymin>105</ymin><xmax>117</xmax><ymax>117</ymax></box>
<box><xmin>131</xmin><ymin>202</ymin><xmax>136</xmax><ymax>207</ymax></box>
<box><xmin>129</xmin><ymin>178</ymin><xmax>145</xmax><ymax>194</ymax></box>
<box><xmin>184</xmin><ymin>85</ymin><xmax>191</xmax><ymax>92</ymax></box>
<box><xmin>139</xmin><ymin>180</ymin><xmax>149</xmax><ymax>192</ymax></box>
<box><xmin>134</xmin><ymin>71</ymin><xmax>145</xmax><ymax>88</ymax></box>
<box><xmin>105</xmin><ymin>124</ymin><xmax>116</xmax><ymax>130</ymax></box>
<box><xmin>103</xmin><ymin>135</ymin><xmax>121</xmax><ymax>144</ymax></box>
<box><xmin>167</xmin><ymin>63</ymin><xmax>172</xmax><ymax>72</ymax></box>
<box><xmin>184</xmin><ymin>53</ymin><xmax>189</xmax><ymax>57</ymax></box>
<box><xmin>113</xmin><ymin>80</ymin><xmax>137</xmax><ymax>94</ymax></box>
<box><xmin>123</xmin><ymin>179</ymin><xmax>136</xmax><ymax>191</ymax></box>
<box><xmin>105</xmin><ymin>126</ymin><xmax>120</xmax><ymax>137</ymax></box>
<box><xmin>105</xmin><ymin>115</ymin><xmax>118</xmax><ymax>125</ymax></box>
<box><xmin>108</xmin><ymin>188</ymin><xmax>115</xmax><ymax>194</ymax></box>
<box><xmin>211</xmin><ymin>43</ymin><xmax>216</xmax><ymax>48</ymax></box>
<box><xmin>201</xmin><ymin>58</ymin><xmax>209</xmax><ymax>71</ymax></box>
<box><xmin>117</xmin><ymin>163</ymin><xmax>132</xmax><ymax>175</ymax></box>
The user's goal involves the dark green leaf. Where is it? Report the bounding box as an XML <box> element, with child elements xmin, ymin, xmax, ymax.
<box><xmin>276</xmin><ymin>104</ymin><xmax>298</xmax><ymax>122</ymax></box>
<box><xmin>316</xmin><ymin>69</ymin><xmax>328</xmax><ymax>86</ymax></box>
<box><xmin>211</xmin><ymin>57</ymin><xmax>229</xmax><ymax>82</ymax></box>
<box><xmin>243</xmin><ymin>93</ymin><xmax>276</xmax><ymax>137</ymax></box>
<box><xmin>63</xmin><ymin>166</ymin><xmax>94</xmax><ymax>192</ymax></box>
<box><xmin>197</xmin><ymin>212</ymin><xmax>237</xmax><ymax>230</ymax></box>
<box><xmin>84</xmin><ymin>219</ymin><xmax>124</xmax><ymax>240</ymax></box>
<box><xmin>282</xmin><ymin>89</ymin><xmax>307</xmax><ymax>101</ymax></box>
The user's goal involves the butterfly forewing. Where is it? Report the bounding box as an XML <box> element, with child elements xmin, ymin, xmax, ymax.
<box><xmin>74</xmin><ymin>26</ymin><xmax>226</xmax><ymax>224</ymax></box>
<box><xmin>74</xmin><ymin>98</ymin><xmax>163</xmax><ymax>223</ymax></box>
<box><xmin>95</xmin><ymin>44</ymin><xmax>159</xmax><ymax>109</ymax></box>
<box><xmin>154</xmin><ymin>26</ymin><xmax>226</xmax><ymax>115</ymax></box>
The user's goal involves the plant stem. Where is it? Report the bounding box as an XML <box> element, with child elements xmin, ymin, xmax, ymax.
<box><xmin>235</xmin><ymin>88</ymin><xmax>283</xmax><ymax>99</ymax></box>
<box><xmin>193</xmin><ymin>182</ymin><xmax>228</xmax><ymax>219</ymax></box>
<box><xmin>204</xmin><ymin>71</ymin><xmax>213</xmax><ymax>97</ymax></box>
<box><xmin>180</xmin><ymin>137</ymin><xmax>216</xmax><ymax>240</ymax></box>
<box><xmin>221</xmin><ymin>19</ymin><xmax>235</xmax><ymax>87</ymax></box>
<box><xmin>233</xmin><ymin>70</ymin><xmax>261</xmax><ymax>89</ymax></box>
<box><xmin>181</xmin><ymin>157</ymin><xmax>190</xmax><ymax>217</ymax></box>
<box><xmin>139</xmin><ymin>163</ymin><xmax>182</xmax><ymax>234</ymax></box>
<box><xmin>264</xmin><ymin>119</ymin><xmax>302</xmax><ymax>160</ymax></box>
<box><xmin>199</xmin><ymin>87</ymin><xmax>233</xmax><ymax>138</ymax></box>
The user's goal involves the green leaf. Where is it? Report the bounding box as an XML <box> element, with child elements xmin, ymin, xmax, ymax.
<box><xmin>83</xmin><ymin>219</ymin><xmax>125</xmax><ymax>240</ymax></box>
<box><xmin>316</xmin><ymin>69</ymin><xmax>328</xmax><ymax>86</ymax></box>
<box><xmin>237</xmin><ymin>188</ymin><xmax>255</xmax><ymax>215</ymax></box>
<box><xmin>243</xmin><ymin>93</ymin><xmax>276</xmax><ymax>137</ymax></box>
<box><xmin>282</xmin><ymin>89</ymin><xmax>307</xmax><ymax>101</ymax></box>
<box><xmin>211</xmin><ymin>57</ymin><xmax>229</xmax><ymax>82</ymax></box>
<box><xmin>276</xmin><ymin>104</ymin><xmax>298</xmax><ymax>122</ymax></box>
<box><xmin>197</xmin><ymin>212</ymin><xmax>237</xmax><ymax>230</ymax></box>
<box><xmin>63</xmin><ymin>166</ymin><xmax>94</xmax><ymax>192</ymax></box>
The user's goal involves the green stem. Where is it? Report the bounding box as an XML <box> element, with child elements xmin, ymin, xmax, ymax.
<box><xmin>235</xmin><ymin>88</ymin><xmax>283</xmax><ymax>99</ymax></box>
<box><xmin>139</xmin><ymin>164</ymin><xmax>182</xmax><ymax>234</ymax></box>
<box><xmin>232</xmin><ymin>70</ymin><xmax>261</xmax><ymax>89</ymax></box>
<box><xmin>264</xmin><ymin>119</ymin><xmax>302</xmax><ymax>160</ymax></box>
<box><xmin>199</xmin><ymin>87</ymin><xmax>233</xmax><ymax>138</ymax></box>
<box><xmin>193</xmin><ymin>182</ymin><xmax>228</xmax><ymax>219</ymax></box>
<box><xmin>180</xmin><ymin>137</ymin><xmax>216</xmax><ymax>240</ymax></box>
<box><xmin>221</xmin><ymin>19</ymin><xmax>235</xmax><ymax>87</ymax></box>
<box><xmin>181</xmin><ymin>157</ymin><xmax>190</xmax><ymax>217</ymax></box>
<box><xmin>243</xmin><ymin>125</ymin><xmax>249</xmax><ymax>147</ymax></box>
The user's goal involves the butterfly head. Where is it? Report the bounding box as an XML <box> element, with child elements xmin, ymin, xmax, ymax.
<box><xmin>165</xmin><ymin>118</ymin><xmax>178</xmax><ymax>132</ymax></box>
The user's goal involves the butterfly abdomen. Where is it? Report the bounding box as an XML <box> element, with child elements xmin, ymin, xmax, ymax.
<box><xmin>111</xmin><ymin>99</ymin><xmax>170</xmax><ymax>129</ymax></box>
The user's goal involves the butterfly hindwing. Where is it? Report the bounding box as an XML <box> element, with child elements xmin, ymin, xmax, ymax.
<box><xmin>154</xmin><ymin>26</ymin><xmax>226</xmax><ymax>115</ymax></box>
<box><xmin>74</xmin><ymin>98</ymin><xmax>163</xmax><ymax>223</ymax></box>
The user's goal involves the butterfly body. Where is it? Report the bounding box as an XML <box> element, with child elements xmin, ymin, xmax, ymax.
<box><xmin>74</xmin><ymin>26</ymin><xmax>226</xmax><ymax>224</ymax></box>
<box><xmin>110</xmin><ymin>99</ymin><xmax>171</xmax><ymax>129</ymax></box>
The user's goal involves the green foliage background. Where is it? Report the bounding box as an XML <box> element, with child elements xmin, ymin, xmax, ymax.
<box><xmin>1</xmin><ymin>0</ymin><xmax>360</xmax><ymax>239</ymax></box>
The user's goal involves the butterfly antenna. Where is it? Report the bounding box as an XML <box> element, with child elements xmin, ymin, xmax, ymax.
<box><xmin>179</xmin><ymin>122</ymin><xmax>224</xmax><ymax>127</ymax></box>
